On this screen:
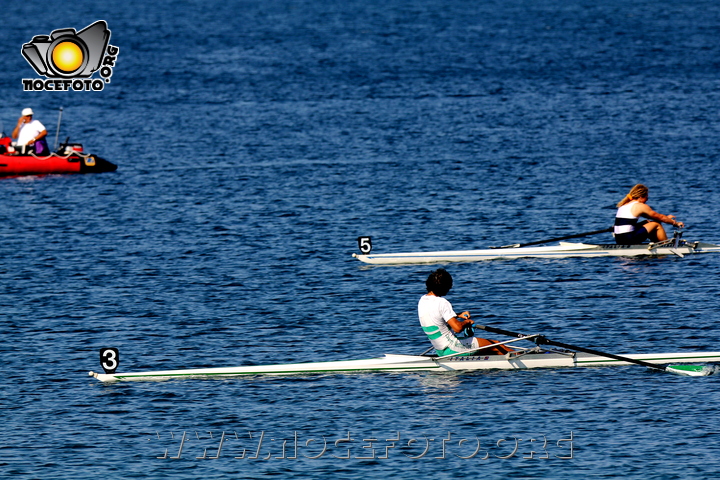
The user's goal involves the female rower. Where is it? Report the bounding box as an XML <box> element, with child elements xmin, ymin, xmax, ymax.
<box><xmin>418</xmin><ymin>268</ymin><xmax>512</xmax><ymax>357</ymax></box>
<box><xmin>614</xmin><ymin>184</ymin><xmax>684</xmax><ymax>245</ymax></box>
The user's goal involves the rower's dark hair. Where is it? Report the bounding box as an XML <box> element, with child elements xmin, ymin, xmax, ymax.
<box><xmin>426</xmin><ymin>268</ymin><xmax>453</xmax><ymax>296</ymax></box>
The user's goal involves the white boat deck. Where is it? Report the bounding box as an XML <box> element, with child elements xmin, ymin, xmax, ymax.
<box><xmin>89</xmin><ymin>351</ymin><xmax>720</xmax><ymax>382</ymax></box>
<box><xmin>352</xmin><ymin>241</ymin><xmax>720</xmax><ymax>265</ymax></box>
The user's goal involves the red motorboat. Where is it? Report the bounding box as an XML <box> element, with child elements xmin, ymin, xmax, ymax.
<box><xmin>0</xmin><ymin>140</ymin><xmax>117</xmax><ymax>178</ymax></box>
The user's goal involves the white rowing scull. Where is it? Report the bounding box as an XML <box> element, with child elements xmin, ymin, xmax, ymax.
<box><xmin>89</xmin><ymin>327</ymin><xmax>720</xmax><ymax>381</ymax></box>
<box><xmin>352</xmin><ymin>231</ymin><xmax>720</xmax><ymax>265</ymax></box>
<box><xmin>89</xmin><ymin>351</ymin><xmax>720</xmax><ymax>382</ymax></box>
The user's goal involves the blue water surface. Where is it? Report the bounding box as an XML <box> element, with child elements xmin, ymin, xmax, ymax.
<box><xmin>1</xmin><ymin>0</ymin><xmax>720</xmax><ymax>478</ymax></box>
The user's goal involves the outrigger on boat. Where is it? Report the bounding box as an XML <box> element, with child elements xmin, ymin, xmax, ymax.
<box><xmin>89</xmin><ymin>325</ymin><xmax>720</xmax><ymax>381</ymax></box>
<box><xmin>352</xmin><ymin>229</ymin><xmax>720</xmax><ymax>265</ymax></box>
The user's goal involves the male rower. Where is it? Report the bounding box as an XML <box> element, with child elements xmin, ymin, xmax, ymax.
<box><xmin>614</xmin><ymin>184</ymin><xmax>684</xmax><ymax>245</ymax></box>
<box><xmin>12</xmin><ymin>108</ymin><xmax>48</xmax><ymax>155</ymax></box>
<box><xmin>418</xmin><ymin>268</ymin><xmax>512</xmax><ymax>357</ymax></box>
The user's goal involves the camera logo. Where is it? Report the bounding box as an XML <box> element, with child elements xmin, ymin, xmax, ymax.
<box><xmin>21</xmin><ymin>20</ymin><xmax>119</xmax><ymax>92</ymax></box>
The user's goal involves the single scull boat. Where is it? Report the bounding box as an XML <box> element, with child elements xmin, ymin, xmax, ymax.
<box><xmin>89</xmin><ymin>329</ymin><xmax>720</xmax><ymax>381</ymax></box>
<box><xmin>352</xmin><ymin>231</ymin><xmax>720</xmax><ymax>265</ymax></box>
<box><xmin>89</xmin><ymin>351</ymin><xmax>720</xmax><ymax>382</ymax></box>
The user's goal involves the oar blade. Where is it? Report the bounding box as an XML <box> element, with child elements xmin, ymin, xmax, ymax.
<box><xmin>666</xmin><ymin>365</ymin><xmax>713</xmax><ymax>377</ymax></box>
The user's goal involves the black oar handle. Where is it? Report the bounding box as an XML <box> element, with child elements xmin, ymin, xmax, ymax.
<box><xmin>475</xmin><ymin>324</ymin><xmax>668</xmax><ymax>372</ymax></box>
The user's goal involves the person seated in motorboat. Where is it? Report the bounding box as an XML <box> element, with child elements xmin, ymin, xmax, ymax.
<box><xmin>11</xmin><ymin>108</ymin><xmax>49</xmax><ymax>155</ymax></box>
<box><xmin>614</xmin><ymin>184</ymin><xmax>684</xmax><ymax>245</ymax></box>
<box><xmin>418</xmin><ymin>268</ymin><xmax>513</xmax><ymax>357</ymax></box>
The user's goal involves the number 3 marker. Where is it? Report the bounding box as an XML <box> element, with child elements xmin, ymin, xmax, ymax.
<box><xmin>100</xmin><ymin>348</ymin><xmax>119</xmax><ymax>374</ymax></box>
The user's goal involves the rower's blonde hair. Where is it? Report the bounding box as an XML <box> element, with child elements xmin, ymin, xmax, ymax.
<box><xmin>617</xmin><ymin>184</ymin><xmax>649</xmax><ymax>207</ymax></box>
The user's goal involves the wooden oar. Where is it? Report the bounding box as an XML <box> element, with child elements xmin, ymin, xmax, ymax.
<box><xmin>490</xmin><ymin>227</ymin><xmax>613</xmax><ymax>249</ymax></box>
<box><xmin>475</xmin><ymin>324</ymin><xmax>708</xmax><ymax>376</ymax></box>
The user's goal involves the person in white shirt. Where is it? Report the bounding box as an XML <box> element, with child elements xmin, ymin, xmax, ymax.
<box><xmin>12</xmin><ymin>108</ymin><xmax>48</xmax><ymax>154</ymax></box>
<box><xmin>614</xmin><ymin>184</ymin><xmax>684</xmax><ymax>245</ymax></box>
<box><xmin>418</xmin><ymin>268</ymin><xmax>512</xmax><ymax>357</ymax></box>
